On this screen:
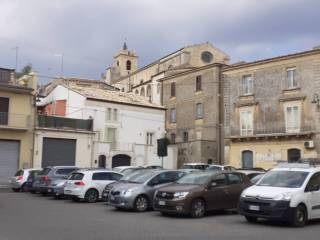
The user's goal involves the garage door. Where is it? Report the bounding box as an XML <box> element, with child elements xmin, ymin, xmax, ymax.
<box><xmin>42</xmin><ymin>138</ymin><xmax>76</xmax><ymax>167</ymax></box>
<box><xmin>0</xmin><ymin>140</ymin><xmax>19</xmax><ymax>185</ymax></box>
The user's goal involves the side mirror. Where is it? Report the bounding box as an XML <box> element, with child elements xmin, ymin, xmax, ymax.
<box><xmin>308</xmin><ymin>184</ymin><xmax>320</xmax><ymax>192</ymax></box>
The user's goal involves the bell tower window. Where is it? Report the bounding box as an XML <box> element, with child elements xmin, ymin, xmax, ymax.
<box><xmin>126</xmin><ymin>60</ymin><xmax>131</xmax><ymax>71</ymax></box>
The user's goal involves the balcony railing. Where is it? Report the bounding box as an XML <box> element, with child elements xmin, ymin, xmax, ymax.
<box><xmin>229</xmin><ymin>120</ymin><xmax>315</xmax><ymax>138</ymax></box>
<box><xmin>37</xmin><ymin>115</ymin><xmax>93</xmax><ymax>131</ymax></box>
<box><xmin>0</xmin><ymin>112</ymin><xmax>30</xmax><ymax>129</ymax></box>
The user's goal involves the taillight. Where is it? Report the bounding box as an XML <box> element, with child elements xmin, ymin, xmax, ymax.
<box><xmin>42</xmin><ymin>176</ymin><xmax>49</xmax><ymax>182</ymax></box>
<box><xmin>74</xmin><ymin>181</ymin><xmax>85</xmax><ymax>186</ymax></box>
<box><xmin>16</xmin><ymin>176</ymin><xmax>23</xmax><ymax>181</ymax></box>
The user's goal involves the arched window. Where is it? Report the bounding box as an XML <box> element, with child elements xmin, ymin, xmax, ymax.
<box><xmin>126</xmin><ymin>60</ymin><xmax>131</xmax><ymax>70</ymax></box>
<box><xmin>135</xmin><ymin>89</ymin><xmax>139</xmax><ymax>95</ymax></box>
<box><xmin>242</xmin><ymin>150</ymin><xmax>253</xmax><ymax>168</ymax></box>
<box><xmin>140</xmin><ymin>87</ymin><xmax>145</xmax><ymax>97</ymax></box>
<box><xmin>146</xmin><ymin>85</ymin><xmax>151</xmax><ymax>98</ymax></box>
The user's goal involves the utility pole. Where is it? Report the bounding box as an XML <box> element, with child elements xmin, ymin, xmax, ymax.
<box><xmin>12</xmin><ymin>46</ymin><xmax>19</xmax><ymax>71</ymax></box>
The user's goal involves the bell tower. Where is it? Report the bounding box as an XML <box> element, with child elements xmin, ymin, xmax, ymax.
<box><xmin>114</xmin><ymin>41</ymin><xmax>138</xmax><ymax>77</ymax></box>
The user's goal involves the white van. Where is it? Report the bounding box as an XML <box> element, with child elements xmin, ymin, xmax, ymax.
<box><xmin>238</xmin><ymin>163</ymin><xmax>320</xmax><ymax>227</ymax></box>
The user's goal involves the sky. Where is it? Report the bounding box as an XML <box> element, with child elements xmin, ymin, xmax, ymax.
<box><xmin>0</xmin><ymin>0</ymin><xmax>319</xmax><ymax>85</ymax></box>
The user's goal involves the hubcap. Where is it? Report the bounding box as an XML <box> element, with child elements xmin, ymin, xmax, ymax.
<box><xmin>193</xmin><ymin>200</ymin><xmax>205</xmax><ymax>217</ymax></box>
<box><xmin>88</xmin><ymin>191</ymin><xmax>97</xmax><ymax>201</ymax></box>
<box><xmin>297</xmin><ymin>210</ymin><xmax>305</xmax><ymax>222</ymax></box>
<box><xmin>136</xmin><ymin>197</ymin><xmax>147</xmax><ymax>211</ymax></box>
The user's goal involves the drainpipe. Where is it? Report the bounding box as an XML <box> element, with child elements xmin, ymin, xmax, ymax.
<box><xmin>217</xmin><ymin>66</ymin><xmax>224</xmax><ymax>165</ymax></box>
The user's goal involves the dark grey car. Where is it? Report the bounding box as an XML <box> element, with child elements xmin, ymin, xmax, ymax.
<box><xmin>108</xmin><ymin>170</ymin><xmax>186</xmax><ymax>211</ymax></box>
<box><xmin>32</xmin><ymin>166</ymin><xmax>79</xmax><ymax>195</ymax></box>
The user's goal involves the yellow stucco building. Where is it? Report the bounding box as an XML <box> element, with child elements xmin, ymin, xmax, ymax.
<box><xmin>0</xmin><ymin>73</ymin><xmax>36</xmax><ymax>184</ymax></box>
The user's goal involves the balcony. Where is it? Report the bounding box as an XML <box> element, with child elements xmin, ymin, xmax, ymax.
<box><xmin>0</xmin><ymin>112</ymin><xmax>31</xmax><ymax>130</ymax></box>
<box><xmin>37</xmin><ymin>115</ymin><xmax>93</xmax><ymax>132</ymax></box>
<box><xmin>229</xmin><ymin>120</ymin><xmax>315</xmax><ymax>140</ymax></box>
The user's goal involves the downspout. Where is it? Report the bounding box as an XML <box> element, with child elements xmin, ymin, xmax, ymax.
<box><xmin>218</xmin><ymin>66</ymin><xmax>225</xmax><ymax>165</ymax></box>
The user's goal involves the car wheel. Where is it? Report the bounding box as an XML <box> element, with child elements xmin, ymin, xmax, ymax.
<box><xmin>84</xmin><ymin>189</ymin><xmax>99</xmax><ymax>203</ymax></box>
<box><xmin>245</xmin><ymin>215</ymin><xmax>258</xmax><ymax>223</ymax></box>
<box><xmin>12</xmin><ymin>188</ymin><xmax>20</xmax><ymax>192</ymax></box>
<box><xmin>292</xmin><ymin>205</ymin><xmax>307</xmax><ymax>227</ymax></box>
<box><xmin>21</xmin><ymin>183</ymin><xmax>28</xmax><ymax>192</ymax></box>
<box><xmin>190</xmin><ymin>199</ymin><xmax>206</xmax><ymax>218</ymax></box>
<box><xmin>134</xmin><ymin>195</ymin><xmax>149</xmax><ymax>212</ymax></box>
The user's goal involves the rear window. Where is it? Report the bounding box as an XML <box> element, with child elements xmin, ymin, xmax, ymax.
<box><xmin>227</xmin><ymin>173</ymin><xmax>243</xmax><ymax>184</ymax></box>
<box><xmin>55</xmin><ymin>168</ymin><xmax>77</xmax><ymax>175</ymax></box>
<box><xmin>14</xmin><ymin>170</ymin><xmax>24</xmax><ymax>176</ymax></box>
<box><xmin>39</xmin><ymin>168</ymin><xmax>51</xmax><ymax>175</ymax></box>
<box><xmin>68</xmin><ymin>173</ymin><xmax>84</xmax><ymax>180</ymax></box>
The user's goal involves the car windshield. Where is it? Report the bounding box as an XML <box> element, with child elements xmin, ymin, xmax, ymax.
<box><xmin>121</xmin><ymin>168</ymin><xmax>138</xmax><ymax>176</ymax></box>
<box><xmin>127</xmin><ymin>171</ymin><xmax>156</xmax><ymax>184</ymax></box>
<box><xmin>120</xmin><ymin>170</ymin><xmax>150</xmax><ymax>181</ymax></box>
<box><xmin>251</xmin><ymin>174</ymin><xmax>264</xmax><ymax>184</ymax></box>
<box><xmin>176</xmin><ymin>172</ymin><xmax>211</xmax><ymax>185</ymax></box>
<box><xmin>207</xmin><ymin>166</ymin><xmax>222</xmax><ymax>171</ymax></box>
<box><xmin>257</xmin><ymin>171</ymin><xmax>309</xmax><ymax>188</ymax></box>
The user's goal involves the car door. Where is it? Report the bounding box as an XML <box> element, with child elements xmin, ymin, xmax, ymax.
<box><xmin>226</xmin><ymin>173</ymin><xmax>245</xmax><ymax>209</ymax></box>
<box><xmin>305</xmin><ymin>172</ymin><xmax>320</xmax><ymax>218</ymax></box>
<box><xmin>91</xmin><ymin>172</ymin><xmax>113</xmax><ymax>197</ymax></box>
<box><xmin>205</xmin><ymin>173</ymin><xmax>229</xmax><ymax>211</ymax></box>
<box><xmin>147</xmin><ymin>172</ymin><xmax>183</xmax><ymax>200</ymax></box>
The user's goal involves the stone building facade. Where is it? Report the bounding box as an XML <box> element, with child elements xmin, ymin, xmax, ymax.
<box><xmin>223</xmin><ymin>48</ymin><xmax>320</xmax><ymax>169</ymax></box>
<box><xmin>161</xmin><ymin>65</ymin><xmax>225</xmax><ymax>167</ymax></box>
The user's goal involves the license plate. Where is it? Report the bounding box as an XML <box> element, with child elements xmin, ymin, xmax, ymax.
<box><xmin>158</xmin><ymin>201</ymin><xmax>166</xmax><ymax>206</ymax></box>
<box><xmin>249</xmin><ymin>205</ymin><xmax>260</xmax><ymax>211</ymax></box>
<box><xmin>48</xmin><ymin>189</ymin><xmax>52</xmax><ymax>193</ymax></box>
<box><xmin>65</xmin><ymin>190</ymin><xmax>71</xmax><ymax>193</ymax></box>
<box><xmin>110</xmin><ymin>195</ymin><xmax>115</xmax><ymax>201</ymax></box>
<box><xmin>103</xmin><ymin>193</ymin><xmax>107</xmax><ymax>197</ymax></box>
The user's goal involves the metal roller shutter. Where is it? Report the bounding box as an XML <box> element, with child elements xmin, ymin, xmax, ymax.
<box><xmin>42</xmin><ymin>138</ymin><xmax>76</xmax><ymax>167</ymax></box>
<box><xmin>0</xmin><ymin>140</ymin><xmax>19</xmax><ymax>185</ymax></box>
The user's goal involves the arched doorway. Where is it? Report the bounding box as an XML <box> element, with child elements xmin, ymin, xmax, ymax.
<box><xmin>112</xmin><ymin>154</ymin><xmax>131</xmax><ymax>168</ymax></box>
<box><xmin>98</xmin><ymin>155</ymin><xmax>106</xmax><ymax>168</ymax></box>
<box><xmin>242</xmin><ymin>150</ymin><xmax>253</xmax><ymax>168</ymax></box>
<box><xmin>288</xmin><ymin>148</ymin><xmax>301</xmax><ymax>163</ymax></box>
<box><xmin>140</xmin><ymin>87</ymin><xmax>145</xmax><ymax>97</ymax></box>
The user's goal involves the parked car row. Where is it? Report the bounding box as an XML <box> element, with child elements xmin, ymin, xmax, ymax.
<box><xmin>8</xmin><ymin>162</ymin><xmax>320</xmax><ymax>227</ymax></box>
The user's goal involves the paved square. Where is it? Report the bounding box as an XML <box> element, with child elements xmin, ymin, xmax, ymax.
<box><xmin>0</xmin><ymin>190</ymin><xmax>319</xmax><ymax>240</ymax></box>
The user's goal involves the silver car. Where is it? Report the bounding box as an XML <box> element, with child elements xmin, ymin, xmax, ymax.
<box><xmin>108</xmin><ymin>170</ymin><xmax>185</xmax><ymax>212</ymax></box>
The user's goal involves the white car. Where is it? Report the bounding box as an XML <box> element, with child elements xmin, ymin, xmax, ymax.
<box><xmin>9</xmin><ymin>168</ymin><xmax>41</xmax><ymax>192</ymax></box>
<box><xmin>64</xmin><ymin>169</ymin><xmax>123</xmax><ymax>203</ymax></box>
<box><xmin>239</xmin><ymin>163</ymin><xmax>320</xmax><ymax>227</ymax></box>
<box><xmin>207</xmin><ymin>164</ymin><xmax>237</xmax><ymax>171</ymax></box>
<box><xmin>182</xmin><ymin>163</ymin><xmax>209</xmax><ymax>170</ymax></box>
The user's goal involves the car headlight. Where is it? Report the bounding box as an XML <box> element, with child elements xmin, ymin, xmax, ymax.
<box><xmin>173</xmin><ymin>192</ymin><xmax>189</xmax><ymax>200</ymax></box>
<box><xmin>273</xmin><ymin>192</ymin><xmax>292</xmax><ymax>201</ymax></box>
<box><xmin>240</xmin><ymin>190</ymin><xmax>248</xmax><ymax>198</ymax></box>
<box><xmin>121</xmin><ymin>188</ymin><xmax>136</xmax><ymax>196</ymax></box>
